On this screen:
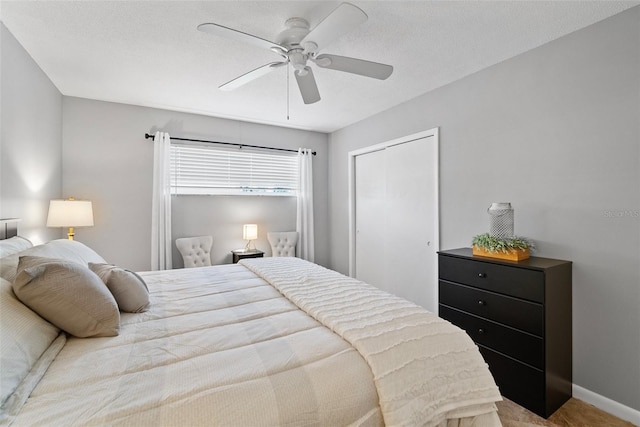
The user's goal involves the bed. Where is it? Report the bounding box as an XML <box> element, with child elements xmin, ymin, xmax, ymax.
<box><xmin>0</xmin><ymin>235</ymin><xmax>502</xmax><ymax>426</ymax></box>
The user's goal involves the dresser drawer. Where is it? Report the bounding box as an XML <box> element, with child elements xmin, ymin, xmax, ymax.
<box><xmin>440</xmin><ymin>305</ymin><xmax>544</xmax><ymax>369</ymax></box>
<box><xmin>479</xmin><ymin>345</ymin><xmax>545</xmax><ymax>417</ymax></box>
<box><xmin>439</xmin><ymin>280</ymin><xmax>543</xmax><ymax>336</ymax></box>
<box><xmin>439</xmin><ymin>255</ymin><xmax>544</xmax><ymax>302</ymax></box>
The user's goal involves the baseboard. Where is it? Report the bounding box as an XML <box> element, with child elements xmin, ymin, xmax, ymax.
<box><xmin>573</xmin><ymin>384</ymin><xmax>640</xmax><ymax>425</ymax></box>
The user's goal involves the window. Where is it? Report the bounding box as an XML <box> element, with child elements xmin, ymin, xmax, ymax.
<box><xmin>170</xmin><ymin>143</ymin><xmax>298</xmax><ymax>196</ymax></box>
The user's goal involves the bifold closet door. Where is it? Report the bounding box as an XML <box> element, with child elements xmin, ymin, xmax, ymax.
<box><xmin>354</xmin><ymin>149</ymin><xmax>387</xmax><ymax>292</ymax></box>
<box><xmin>354</xmin><ymin>136</ymin><xmax>437</xmax><ymax>310</ymax></box>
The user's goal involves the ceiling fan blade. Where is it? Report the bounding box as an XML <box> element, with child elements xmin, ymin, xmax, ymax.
<box><xmin>219</xmin><ymin>62</ymin><xmax>287</xmax><ymax>91</ymax></box>
<box><xmin>197</xmin><ymin>23</ymin><xmax>286</xmax><ymax>53</ymax></box>
<box><xmin>294</xmin><ymin>67</ymin><xmax>321</xmax><ymax>104</ymax></box>
<box><xmin>301</xmin><ymin>2</ymin><xmax>367</xmax><ymax>52</ymax></box>
<box><xmin>315</xmin><ymin>54</ymin><xmax>393</xmax><ymax>80</ymax></box>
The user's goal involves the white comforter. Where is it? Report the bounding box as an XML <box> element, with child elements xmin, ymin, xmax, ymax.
<box><xmin>241</xmin><ymin>258</ymin><xmax>501</xmax><ymax>426</ymax></box>
<box><xmin>10</xmin><ymin>259</ymin><xmax>501</xmax><ymax>426</ymax></box>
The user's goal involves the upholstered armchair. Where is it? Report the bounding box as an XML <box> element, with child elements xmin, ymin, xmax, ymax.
<box><xmin>267</xmin><ymin>232</ymin><xmax>298</xmax><ymax>257</ymax></box>
<box><xmin>175</xmin><ymin>236</ymin><xmax>213</xmax><ymax>268</ymax></box>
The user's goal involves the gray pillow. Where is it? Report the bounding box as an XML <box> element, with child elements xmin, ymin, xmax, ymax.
<box><xmin>89</xmin><ymin>263</ymin><xmax>150</xmax><ymax>313</ymax></box>
<box><xmin>12</xmin><ymin>256</ymin><xmax>120</xmax><ymax>338</ymax></box>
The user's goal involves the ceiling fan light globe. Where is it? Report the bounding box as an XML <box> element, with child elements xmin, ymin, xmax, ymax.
<box><xmin>289</xmin><ymin>51</ymin><xmax>308</xmax><ymax>69</ymax></box>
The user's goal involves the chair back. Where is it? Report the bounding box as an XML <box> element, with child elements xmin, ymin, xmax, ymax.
<box><xmin>267</xmin><ymin>232</ymin><xmax>298</xmax><ymax>257</ymax></box>
<box><xmin>175</xmin><ymin>236</ymin><xmax>213</xmax><ymax>268</ymax></box>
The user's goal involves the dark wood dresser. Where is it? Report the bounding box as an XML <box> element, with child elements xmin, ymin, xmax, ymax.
<box><xmin>438</xmin><ymin>248</ymin><xmax>572</xmax><ymax>418</ymax></box>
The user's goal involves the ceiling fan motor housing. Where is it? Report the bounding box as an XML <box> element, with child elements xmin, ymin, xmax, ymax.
<box><xmin>275</xmin><ymin>17</ymin><xmax>310</xmax><ymax>48</ymax></box>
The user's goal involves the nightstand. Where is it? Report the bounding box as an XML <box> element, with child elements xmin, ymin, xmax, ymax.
<box><xmin>438</xmin><ymin>248</ymin><xmax>572</xmax><ymax>418</ymax></box>
<box><xmin>231</xmin><ymin>249</ymin><xmax>264</xmax><ymax>264</ymax></box>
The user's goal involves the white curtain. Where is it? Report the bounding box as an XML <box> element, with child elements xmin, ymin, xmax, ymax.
<box><xmin>151</xmin><ymin>131</ymin><xmax>172</xmax><ymax>270</ymax></box>
<box><xmin>296</xmin><ymin>148</ymin><xmax>315</xmax><ymax>262</ymax></box>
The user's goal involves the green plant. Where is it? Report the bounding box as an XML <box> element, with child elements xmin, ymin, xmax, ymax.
<box><xmin>472</xmin><ymin>233</ymin><xmax>534</xmax><ymax>253</ymax></box>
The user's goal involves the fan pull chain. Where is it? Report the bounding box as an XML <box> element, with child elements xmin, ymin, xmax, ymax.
<box><xmin>286</xmin><ymin>64</ymin><xmax>290</xmax><ymax>120</ymax></box>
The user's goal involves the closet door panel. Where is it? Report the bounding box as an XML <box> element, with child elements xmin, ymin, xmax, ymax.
<box><xmin>354</xmin><ymin>149</ymin><xmax>387</xmax><ymax>291</ymax></box>
<box><xmin>384</xmin><ymin>138</ymin><xmax>436</xmax><ymax>309</ymax></box>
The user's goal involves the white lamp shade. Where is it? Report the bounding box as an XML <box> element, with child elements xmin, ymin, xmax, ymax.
<box><xmin>46</xmin><ymin>200</ymin><xmax>94</xmax><ymax>227</ymax></box>
<box><xmin>243</xmin><ymin>224</ymin><xmax>258</xmax><ymax>241</ymax></box>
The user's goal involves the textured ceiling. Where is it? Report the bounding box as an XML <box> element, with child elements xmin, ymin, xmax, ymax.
<box><xmin>1</xmin><ymin>1</ymin><xmax>637</xmax><ymax>133</ymax></box>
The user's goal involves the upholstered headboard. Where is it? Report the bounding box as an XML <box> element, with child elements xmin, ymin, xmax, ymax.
<box><xmin>0</xmin><ymin>218</ymin><xmax>20</xmax><ymax>240</ymax></box>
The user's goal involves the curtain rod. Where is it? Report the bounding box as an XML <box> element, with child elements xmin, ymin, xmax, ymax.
<box><xmin>144</xmin><ymin>133</ymin><xmax>316</xmax><ymax>156</ymax></box>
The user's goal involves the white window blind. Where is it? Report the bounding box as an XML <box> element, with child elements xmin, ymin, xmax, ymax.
<box><xmin>170</xmin><ymin>143</ymin><xmax>298</xmax><ymax>196</ymax></box>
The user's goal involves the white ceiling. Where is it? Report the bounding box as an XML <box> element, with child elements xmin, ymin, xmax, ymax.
<box><xmin>1</xmin><ymin>1</ymin><xmax>637</xmax><ymax>133</ymax></box>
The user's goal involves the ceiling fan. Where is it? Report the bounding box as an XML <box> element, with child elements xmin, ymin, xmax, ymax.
<box><xmin>197</xmin><ymin>2</ymin><xmax>393</xmax><ymax>104</ymax></box>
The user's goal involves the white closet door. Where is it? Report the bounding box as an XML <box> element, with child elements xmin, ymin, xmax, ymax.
<box><xmin>352</xmin><ymin>134</ymin><xmax>438</xmax><ymax>311</ymax></box>
<box><xmin>354</xmin><ymin>149</ymin><xmax>387</xmax><ymax>290</ymax></box>
<box><xmin>384</xmin><ymin>138</ymin><xmax>437</xmax><ymax>310</ymax></box>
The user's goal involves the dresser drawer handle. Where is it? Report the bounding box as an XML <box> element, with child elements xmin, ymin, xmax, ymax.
<box><xmin>478</xmin><ymin>328</ymin><xmax>485</xmax><ymax>334</ymax></box>
<box><xmin>478</xmin><ymin>273</ymin><xmax>487</xmax><ymax>278</ymax></box>
<box><xmin>478</xmin><ymin>300</ymin><xmax>486</xmax><ymax>306</ymax></box>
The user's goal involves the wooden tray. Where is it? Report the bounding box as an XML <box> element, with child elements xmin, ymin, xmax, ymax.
<box><xmin>472</xmin><ymin>245</ymin><xmax>530</xmax><ymax>261</ymax></box>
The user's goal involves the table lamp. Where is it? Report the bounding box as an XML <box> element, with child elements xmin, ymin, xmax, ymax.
<box><xmin>243</xmin><ymin>224</ymin><xmax>258</xmax><ymax>251</ymax></box>
<box><xmin>46</xmin><ymin>197</ymin><xmax>94</xmax><ymax>240</ymax></box>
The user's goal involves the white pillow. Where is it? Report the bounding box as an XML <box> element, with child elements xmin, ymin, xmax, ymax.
<box><xmin>0</xmin><ymin>277</ymin><xmax>60</xmax><ymax>407</ymax></box>
<box><xmin>0</xmin><ymin>237</ymin><xmax>34</xmax><ymax>282</ymax></box>
<box><xmin>19</xmin><ymin>239</ymin><xmax>107</xmax><ymax>265</ymax></box>
<box><xmin>0</xmin><ymin>255</ymin><xmax>20</xmax><ymax>283</ymax></box>
<box><xmin>0</xmin><ymin>236</ymin><xmax>33</xmax><ymax>258</ymax></box>
<box><xmin>0</xmin><ymin>239</ymin><xmax>106</xmax><ymax>283</ymax></box>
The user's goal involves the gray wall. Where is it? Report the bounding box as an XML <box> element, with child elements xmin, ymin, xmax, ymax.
<box><xmin>328</xmin><ymin>7</ymin><xmax>639</xmax><ymax>412</ymax></box>
<box><xmin>0</xmin><ymin>23</ymin><xmax>62</xmax><ymax>244</ymax></box>
<box><xmin>62</xmin><ymin>97</ymin><xmax>328</xmax><ymax>271</ymax></box>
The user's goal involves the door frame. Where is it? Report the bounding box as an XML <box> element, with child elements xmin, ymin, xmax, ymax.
<box><xmin>347</xmin><ymin>128</ymin><xmax>440</xmax><ymax>306</ymax></box>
